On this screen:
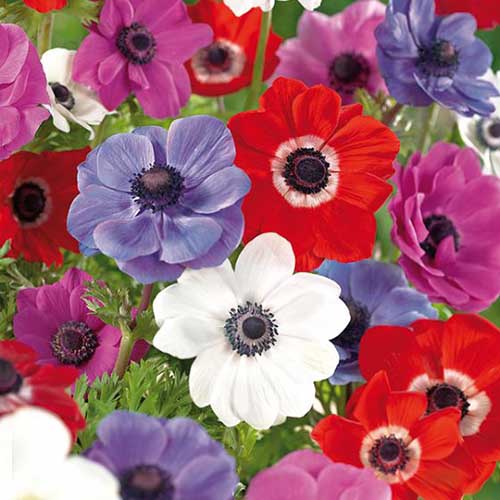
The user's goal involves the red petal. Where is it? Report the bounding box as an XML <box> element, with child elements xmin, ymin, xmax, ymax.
<box><xmin>412</xmin><ymin>319</ymin><xmax>446</xmax><ymax>380</ymax></box>
<box><xmin>0</xmin><ymin>340</ymin><xmax>37</xmax><ymax>368</ymax></box>
<box><xmin>337</xmin><ymin>103</ymin><xmax>363</xmax><ymax>130</ymax></box>
<box><xmin>23</xmin><ymin>0</ymin><xmax>66</xmax><ymax>13</ymax></box>
<box><xmin>391</xmin><ymin>484</ymin><xmax>418</xmax><ymax>500</ymax></box>
<box><xmin>28</xmin><ymin>365</ymin><xmax>80</xmax><ymax>387</ymax></box>
<box><xmin>352</xmin><ymin>371</ymin><xmax>390</xmax><ymax>431</ymax></box>
<box><xmin>386</xmin><ymin>391</ymin><xmax>427</xmax><ymax>429</ymax></box>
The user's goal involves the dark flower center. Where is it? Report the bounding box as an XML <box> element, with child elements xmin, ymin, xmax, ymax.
<box><xmin>130</xmin><ymin>165</ymin><xmax>184</xmax><ymax>213</ymax></box>
<box><xmin>225</xmin><ymin>302</ymin><xmax>279</xmax><ymax>356</ymax></box>
<box><xmin>0</xmin><ymin>358</ymin><xmax>22</xmax><ymax>396</ymax></box>
<box><xmin>50</xmin><ymin>321</ymin><xmax>99</xmax><ymax>366</ymax></box>
<box><xmin>369</xmin><ymin>434</ymin><xmax>409</xmax><ymax>475</ymax></box>
<box><xmin>50</xmin><ymin>82</ymin><xmax>75</xmax><ymax>110</ymax></box>
<box><xmin>12</xmin><ymin>182</ymin><xmax>47</xmax><ymax>224</ymax></box>
<box><xmin>283</xmin><ymin>148</ymin><xmax>330</xmax><ymax>194</ymax></box>
<box><xmin>333</xmin><ymin>299</ymin><xmax>371</xmax><ymax>354</ymax></box>
<box><xmin>120</xmin><ymin>465</ymin><xmax>174</xmax><ymax>500</ymax></box>
<box><xmin>208</xmin><ymin>46</ymin><xmax>229</xmax><ymax>67</ymax></box>
<box><xmin>195</xmin><ymin>40</ymin><xmax>237</xmax><ymax>74</ymax></box>
<box><xmin>417</xmin><ymin>39</ymin><xmax>459</xmax><ymax>78</ymax></box>
<box><xmin>426</xmin><ymin>383</ymin><xmax>470</xmax><ymax>419</ymax></box>
<box><xmin>477</xmin><ymin>117</ymin><xmax>500</xmax><ymax>150</ymax></box>
<box><xmin>117</xmin><ymin>22</ymin><xmax>156</xmax><ymax>65</ymax></box>
<box><xmin>420</xmin><ymin>214</ymin><xmax>460</xmax><ymax>259</ymax></box>
<box><xmin>329</xmin><ymin>52</ymin><xmax>370</xmax><ymax>95</ymax></box>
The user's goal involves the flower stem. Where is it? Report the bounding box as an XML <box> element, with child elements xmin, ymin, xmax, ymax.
<box><xmin>91</xmin><ymin>115</ymin><xmax>110</xmax><ymax>148</ymax></box>
<box><xmin>216</xmin><ymin>96</ymin><xmax>226</xmax><ymax>114</ymax></box>
<box><xmin>37</xmin><ymin>13</ymin><xmax>54</xmax><ymax>55</ymax></box>
<box><xmin>381</xmin><ymin>102</ymin><xmax>404</xmax><ymax>126</ymax></box>
<box><xmin>244</xmin><ymin>10</ymin><xmax>273</xmax><ymax>110</ymax></box>
<box><xmin>114</xmin><ymin>283</ymin><xmax>153</xmax><ymax>378</ymax></box>
<box><xmin>417</xmin><ymin>103</ymin><xmax>439</xmax><ymax>153</ymax></box>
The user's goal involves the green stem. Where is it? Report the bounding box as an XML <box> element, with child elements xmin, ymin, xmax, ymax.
<box><xmin>381</xmin><ymin>102</ymin><xmax>404</xmax><ymax>126</ymax></box>
<box><xmin>417</xmin><ymin>104</ymin><xmax>439</xmax><ymax>153</ymax></box>
<box><xmin>37</xmin><ymin>14</ymin><xmax>54</xmax><ymax>55</ymax></box>
<box><xmin>216</xmin><ymin>96</ymin><xmax>226</xmax><ymax>114</ymax></box>
<box><xmin>244</xmin><ymin>10</ymin><xmax>272</xmax><ymax>110</ymax></box>
<box><xmin>91</xmin><ymin>115</ymin><xmax>109</xmax><ymax>148</ymax></box>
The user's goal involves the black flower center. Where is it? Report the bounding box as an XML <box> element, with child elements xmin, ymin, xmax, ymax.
<box><xmin>417</xmin><ymin>39</ymin><xmax>459</xmax><ymax>78</ymax></box>
<box><xmin>329</xmin><ymin>52</ymin><xmax>370</xmax><ymax>95</ymax></box>
<box><xmin>283</xmin><ymin>148</ymin><xmax>330</xmax><ymax>194</ymax></box>
<box><xmin>50</xmin><ymin>82</ymin><xmax>75</xmax><ymax>110</ymax></box>
<box><xmin>130</xmin><ymin>165</ymin><xmax>184</xmax><ymax>213</ymax></box>
<box><xmin>50</xmin><ymin>321</ymin><xmax>99</xmax><ymax>366</ymax></box>
<box><xmin>477</xmin><ymin>117</ymin><xmax>500</xmax><ymax>150</ymax></box>
<box><xmin>0</xmin><ymin>358</ymin><xmax>22</xmax><ymax>396</ymax></box>
<box><xmin>225</xmin><ymin>302</ymin><xmax>279</xmax><ymax>356</ymax></box>
<box><xmin>12</xmin><ymin>182</ymin><xmax>47</xmax><ymax>224</ymax></box>
<box><xmin>427</xmin><ymin>383</ymin><xmax>470</xmax><ymax>419</ymax></box>
<box><xmin>208</xmin><ymin>46</ymin><xmax>229</xmax><ymax>67</ymax></box>
<box><xmin>333</xmin><ymin>299</ymin><xmax>371</xmax><ymax>353</ymax></box>
<box><xmin>369</xmin><ymin>434</ymin><xmax>409</xmax><ymax>475</ymax></box>
<box><xmin>420</xmin><ymin>214</ymin><xmax>460</xmax><ymax>259</ymax></box>
<box><xmin>489</xmin><ymin>122</ymin><xmax>500</xmax><ymax>138</ymax></box>
<box><xmin>117</xmin><ymin>22</ymin><xmax>156</xmax><ymax>65</ymax></box>
<box><xmin>120</xmin><ymin>465</ymin><xmax>174</xmax><ymax>500</ymax></box>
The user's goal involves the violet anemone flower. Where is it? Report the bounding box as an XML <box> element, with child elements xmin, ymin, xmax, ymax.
<box><xmin>13</xmin><ymin>268</ymin><xmax>148</xmax><ymax>383</ymax></box>
<box><xmin>272</xmin><ymin>1</ymin><xmax>387</xmax><ymax>103</ymax></box>
<box><xmin>72</xmin><ymin>0</ymin><xmax>213</xmax><ymax>119</ymax></box>
<box><xmin>390</xmin><ymin>142</ymin><xmax>500</xmax><ymax>312</ymax></box>
<box><xmin>246</xmin><ymin>449</ymin><xmax>391</xmax><ymax>500</ymax></box>
<box><xmin>67</xmin><ymin>116</ymin><xmax>251</xmax><ymax>284</ymax></box>
<box><xmin>86</xmin><ymin>410</ymin><xmax>238</xmax><ymax>500</ymax></box>
<box><xmin>376</xmin><ymin>0</ymin><xmax>498</xmax><ymax>116</ymax></box>
<box><xmin>0</xmin><ymin>24</ymin><xmax>49</xmax><ymax>160</ymax></box>
<box><xmin>317</xmin><ymin>259</ymin><xmax>436</xmax><ymax>385</ymax></box>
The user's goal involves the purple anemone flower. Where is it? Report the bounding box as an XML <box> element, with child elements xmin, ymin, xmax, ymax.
<box><xmin>72</xmin><ymin>0</ymin><xmax>213</xmax><ymax>119</ymax></box>
<box><xmin>272</xmin><ymin>1</ymin><xmax>387</xmax><ymax>104</ymax></box>
<box><xmin>86</xmin><ymin>411</ymin><xmax>238</xmax><ymax>500</ymax></box>
<box><xmin>67</xmin><ymin>116</ymin><xmax>251</xmax><ymax>284</ymax></box>
<box><xmin>0</xmin><ymin>24</ymin><xmax>49</xmax><ymax>160</ymax></box>
<box><xmin>390</xmin><ymin>142</ymin><xmax>500</xmax><ymax>312</ymax></box>
<box><xmin>317</xmin><ymin>259</ymin><xmax>436</xmax><ymax>385</ymax></box>
<box><xmin>13</xmin><ymin>268</ymin><xmax>148</xmax><ymax>383</ymax></box>
<box><xmin>376</xmin><ymin>0</ymin><xmax>498</xmax><ymax>116</ymax></box>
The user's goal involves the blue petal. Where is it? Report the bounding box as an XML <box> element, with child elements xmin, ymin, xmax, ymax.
<box><xmin>316</xmin><ymin>260</ymin><xmax>354</xmax><ymax>299</ymax></box>
<box><xmin>133</xmin><ymin>126</ymin><xmax>168</xmax><ymax>165</ymax></box>
<box><xmin>376</xmin><ymin>12</ymin><xmax>419</xmax><ymax>58</ymax></box>
<box><xmin>436</xmin><ymin>13</ymin><xmax>476</xmax><ymax>50</ymax></box>
<box><xmin>408</xmin><ymin>0</ymin><xmax>436</xmax><ymax>46</ymax></box>
<box><xmin>458</xmin><ymin>39</ymin><xmax>494</xmax><ymax>76</ymax></box>
<box><xmin>117</xmin><ymin>253</ymin><xmax>184</xmax><ymax>284</ymax></box>
<box><xmin>77</xmin><ymin>147</ymin><xmax>100</xmax><ymax>189</ymax></box>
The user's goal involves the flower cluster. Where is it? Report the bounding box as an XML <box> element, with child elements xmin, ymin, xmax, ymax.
<box><xmin>2</xmin><ymin>0</ymin><xmax>500</xmax><ymax>498</ymax></box>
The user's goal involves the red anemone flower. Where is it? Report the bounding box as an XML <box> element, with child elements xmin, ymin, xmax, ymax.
<box><xmin>186</xmin><ymin>0</ymin><xmax>282</xmax><ymax>96</ymax></box>
<box><xmin>312</xmin><ymin>371</ymin><xmax>469</xmax><ymax>500</ymax></box>
<box><xmin>358</xmin><ymin>314</ymin><xmax>500</xmax><ymax>494</ymax></box>
<box><xmin>0</xmin><ymin>149</ymin><xmax>88</xmax><ymax>266</ymax></box>
<box><xmin>0</xmin><ymin>339</ymin><xmax>85</xmax><ymax>440</ymax></box>
<box><xmin>23</xmin><ymin>0</ymin><xmax>66</xmax><ymax>13</ymax></box>
<box><xmin>435</xmin><ymin>0</ymin><xmax>500</xmax><ymax>31</ymax></box>
<box><xmin>228</xmin><ymin>77</ymin><xmax>400</xmax><ymax>270</ymax></box>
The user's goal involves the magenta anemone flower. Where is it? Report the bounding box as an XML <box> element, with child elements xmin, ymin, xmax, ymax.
<box><xmin>246</xmin><ymin>450</ymin><xmax>391</xmax><ymax>500</ymax></box>
<box><xmin>390</xmin><ymin>142</ymin><xmax>500</xmax><ymax>312</ymax></box>
<box><xmin>72</xmin><ymin>0</ymin><xmax>213</xmax><ymax>119</ymax></box>
<box><xmin>0</xmin><ymin>24</ymin><xmax>49</xmax><ymax>160</ymax></box>
<box><xmin>271</xmin><ymin>0</ymin><xmax>386</xmax><ymax>103</ymax></box>
<box><xmin>13</xmin><ymin>268</ymin><xmax>148</xmax><ymax>383</ymax></box>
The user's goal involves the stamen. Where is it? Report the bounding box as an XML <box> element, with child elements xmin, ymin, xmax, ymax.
<box><xmin>283</xmin><ymin>148</ymin><xmax>330</xmax><ymax>194</ymax></box>
<box><xmin>426</xmin><ymin>383</ymin><xmax>470</xmax><ymax>418</ymax></box>
<box><xmin>0</xmin><ymin>358</ymin><xmax>22</xmax><ymax>395</ymax></box>
<box><xmin>477</xmin><ymin>117</ymin><xmax>500</xmax><ymax>150</ymax></box>
<box><xmin>417</xmin><ymin>40</ymin><xmax>459</xmax><ymax>78</ymax></box>
<box><xmin>420</xmin><ymin>214</ymin><xmax>460</xmax><ymax>259</ymax></box>
<box><xmin>329</xmin><ymin>52</ymin><xmax>370</xmax><ymax>95</ymax></box>
<box><xmin>117</xmin><ymin>22</ymin><xmax>156</xmax><ymax>65</ymax></box>
<box><xmin>12</xmin><ymin>182</ymin><xmax>47</xmax><ymax>224</ymax></box>
<box><xmin>333</xmin><ymin>299</ymin><xmax>371</xmax><ymax>351</ymax></box>
<box><xmin>120</xmin><ymin>465</ymin><xmax>174</xmax><ymax>500</ymax></box>
<box><xmin>50</xmin><ymin>321</ymin><xmax>98</xmax><ymax>366</ymax></box>
<box><xmin>369</xmin><ymin>434</ymin><xmax>410</xmax><ymax>474</ymax></box>
<box><xmin>50</xmin><ymin>82</ymin><xmax>75</xmax><ymax>110</ymax></box>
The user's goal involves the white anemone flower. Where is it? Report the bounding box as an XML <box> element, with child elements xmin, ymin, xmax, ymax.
<box><xmin>457</xmin><ymin>70</ymin><xmax>500</xmax><ymax>176</ymax></box>
<box><xmin>41</xmin><ymin>48</ymin><xmax>111</xmax><ymax>140</ymax></box>
<box><xmin>0</xmin><ymin>407</ymin><xmax>120</xmax><ymax>500</ymax></box>
<box><xmin>153</xmin><ymin>233</ymin><xmax>350</xmax><ymax>430</ymax></box>
<box><xmin>224</xmin><ymin>0</ymin><xmax>322</xmax><ymax>17</ymax></box>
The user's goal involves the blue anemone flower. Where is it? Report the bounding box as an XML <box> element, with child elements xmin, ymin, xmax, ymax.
<box><xmin>376</xmin><ymin>0</ymin><xmax>499</xmax><ymax>116</ymax></box>
<box><xmin>67</xmin><ymin>116</ymin><xmax>251</xmax><ymax>284</ymax></box>
<box><xmin>317</xmin><ymin>259</ymin><xmax>437</xmax><ymax>385</ymax></box>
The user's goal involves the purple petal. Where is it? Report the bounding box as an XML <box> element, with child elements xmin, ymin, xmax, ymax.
<box><xmin>133</xmin><ymin>126</ymin><xmax>168</xmax><ymax>165</ymax></box>
<box><xmin>117</xmin><ymin>253</ymin><xmax>184</xmax><ymax>284</ymax></box>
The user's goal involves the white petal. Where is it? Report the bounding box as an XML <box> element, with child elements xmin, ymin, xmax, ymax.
<box><xmin>46</xmin><ymin>102</ymin><xmax>71</xmax><ymax>133</ymax></box>
<box><xmin>70</xmin><ymin>85</ymin><xmax>111</xmax><ymax>125</ymax></box>
<box><xmin>153</xmin><ymin>316</ymin><xmax>223</xmax><ymax>358</ymax></box>
<box><xmin>189</xmin><ymin>341</ymin><xmax>233</xmax><ymax>407</ymax></box>
<box><xmin>0</xmin><ymin>408</ymin><xmax>71</xmax><ymax>483</ymax></box>
<box><xmin>41</xmin><ymin>48</ymin><xmax>74</xmax><ymax>84</ymax></box>
<box><xmin>298</xmin><ymin>0</ymin><xmax>322</xmax><ymax>9</ymax></box>
<box><xmin>235</xmin><ymin>233</ymin><xmax>294</xmax><ymax>304</ymax></box>
<box><xmin>153</xmin><ymin>261</ymin><xmax>237</xmax><ymax>326</ymax></box>
<box><xmin>232</xmin><ymin>356</ymin><xmax>280</xmax><ymax>430</ymax></box>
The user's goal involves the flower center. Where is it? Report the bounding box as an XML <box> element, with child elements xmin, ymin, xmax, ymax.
<box><xmin>369</xmin><ymin>434</ymin><xmax>409</xmax><ymax>474</ymax></box>
<box><xmin>49</xmin><ymin>82</ymin><xmax>75</xmax><ymax>110</ymax></box>
<box><xmin>417</xmin><ymin>39</ymin><xmax>459</xmax><ymax>78</ymax></box>
<box><xmin>420</xmin><ymin>214</ymin><xmax>460</xmax><ymax>259</ymax></box>
<box><xmin>224</xmin><ymin>302</ymin><xmax>279</xmax><ymax>356</ymax></box>
<box><xmin>334</xmin><ymin>299</ymin><xmax>371</xmax><ymax>352</ymax></box>
<box><xmin>50</xmin><ymin>321</ymin><xmax>99</xmax><ymax>366</ymax></box>
<box><xmin>120</xmin><ymin>465</ymin><xmax>174</xmax><ymax>500</ymax></box>
<box><xmin>426</xmin><ymin>383</ymin><xmax>470</xmax><ymax>418</ymax></box>
<box><xmin>0</xmin><ymin>358</ymin><xmax>22</xmax><ymax>396</ymax></box>
<box><xmin>329</xmin><ymin>53</ymin><xmax>370</xmax><ymax>95</ymax></box>
<box><xmin>117</xmin><ymin>22</ymin><xmax>156</xmax><ymax>65</ymax></box>
<box><xmin>283</xmin><ymin>148</ymin><xmax>330</xmax><ymax>194</ymax></box>
<box><xmin>130</xmin><ymin>165</ymin><xmax>184</xmax><ymax>213</ymax></box>
<box><xmin>191</xmin><ymin>39</ymin><xmax>246</xmax><ymax>84</ymax></box>
<box><xmin>477</xmin><ymin>117</ymin><xmax>500</xmax><ymax>150</ymax></box>
<box><xmin>12</xmin><ymin>182</ymin><xmax>47</xmax><ymax>224</ymax></box>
